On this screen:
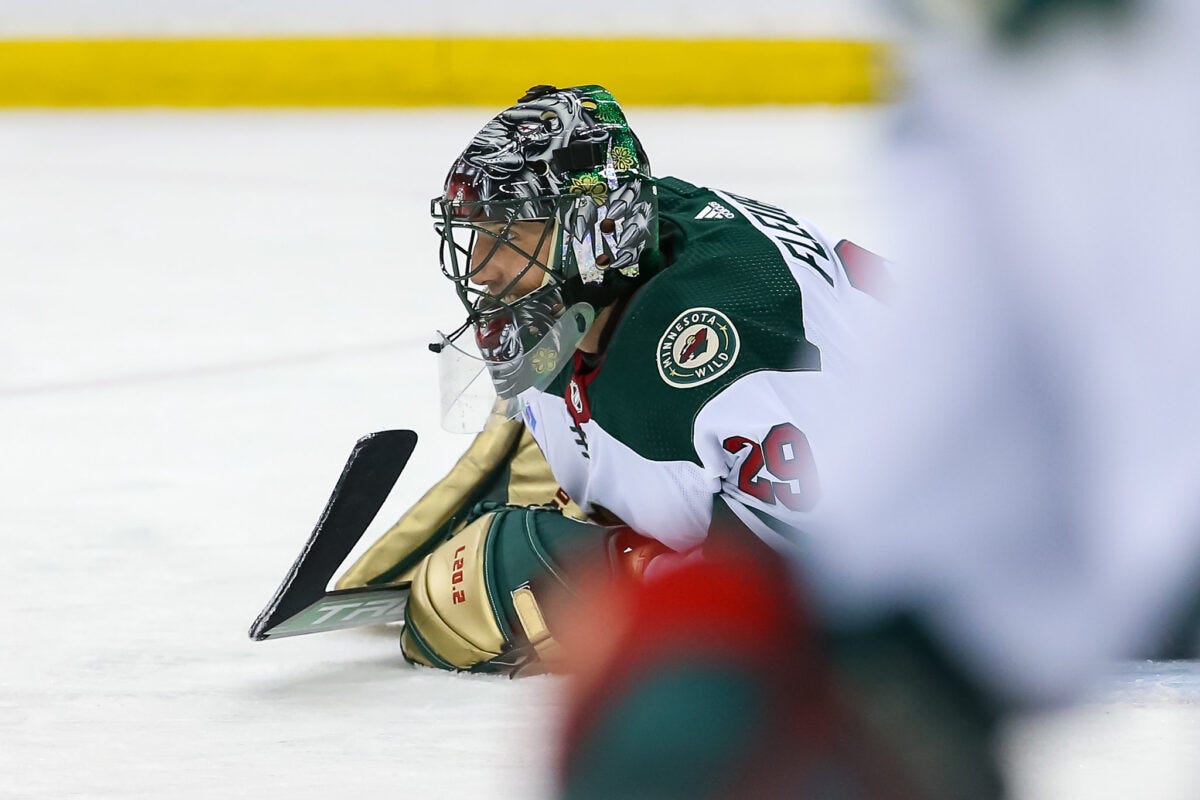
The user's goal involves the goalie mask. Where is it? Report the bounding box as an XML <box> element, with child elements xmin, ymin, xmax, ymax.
<box><xmin>431</xmin><ymin>84</ymin><xmax>658</xmax><ymax>431</ymax></box>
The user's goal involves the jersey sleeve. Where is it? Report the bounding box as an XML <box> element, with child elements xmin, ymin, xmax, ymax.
<box><xmin>692</xmin><ymin>368</ymin><xmax>851</xmax><ymax>549</ymax></box>
<box><xmin>573</xmin><ymin>179</ymin><xmax>885</xmax><ymax>551</ymax></box>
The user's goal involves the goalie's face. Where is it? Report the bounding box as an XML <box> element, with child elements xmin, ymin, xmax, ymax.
<box><xmin>468</xmin><ymin>220</ymin><xmax>556</xmax><ymax>301</ymax></box>
<box><xmin>432</xmin><ymin>196</ymin><xmax>595</xmax><ymax>406</ymax></box>
<box><xmin>432</xmin><ymin>193</ymin><xmax>567</xmax><ymax>314</ymax></box>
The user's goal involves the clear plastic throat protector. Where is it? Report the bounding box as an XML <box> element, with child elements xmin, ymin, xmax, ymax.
<box><xmin>436</xmin><ymin>291</ymin><xmax>595</xmax><ymax>433</ymax></box>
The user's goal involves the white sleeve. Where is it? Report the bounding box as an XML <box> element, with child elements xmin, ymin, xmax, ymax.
<box><xmin>692</xmin><ymin>368</ymin><xmax>850</xmax><ymax>549</ymax></box>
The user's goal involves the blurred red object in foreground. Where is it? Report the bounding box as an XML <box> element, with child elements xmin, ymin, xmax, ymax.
<box><xmin>555</xmin><ymin>546</ymin><xmax>920</xmax><ymax>800</ymax></box>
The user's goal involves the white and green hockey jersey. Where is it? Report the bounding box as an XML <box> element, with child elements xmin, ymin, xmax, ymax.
<box><xmin>517</xmin><ymin>177</ymin><xmax>886</xmax><ymax>551</ymax></box>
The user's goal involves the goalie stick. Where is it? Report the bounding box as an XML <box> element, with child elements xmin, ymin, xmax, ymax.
<box><xmin>249</xmin><ymin>429</ymin><xmax>418</xmax><ymax>641</ymax></box>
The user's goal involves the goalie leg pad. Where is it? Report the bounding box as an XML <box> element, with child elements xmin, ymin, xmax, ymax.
<box><xmin>403</xmin><ymin>510</ymin><xmax>508</xmax><ymax>669</ymax></box>
<box><xmin>401</xmin><ymin>505</ymin><xmax>617</xmax><ymax>673</ymax></box>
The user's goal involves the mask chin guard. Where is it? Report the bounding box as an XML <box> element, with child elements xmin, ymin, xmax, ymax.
<box><xmin>434</xmin><ymin>300</ymin><xmax>595</xmax><ymax>434</ymax></box>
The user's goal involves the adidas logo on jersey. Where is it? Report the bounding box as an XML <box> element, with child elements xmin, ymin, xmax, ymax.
<box><xmin>694</xmin><ymin>201</ymin><xmax>735</xmax><ymax>220</ymax></box>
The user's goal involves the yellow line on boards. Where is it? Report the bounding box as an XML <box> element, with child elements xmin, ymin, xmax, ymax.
<box><xmin>0</xmin><ymin>37</ymin><xmax>889</xmax><ymax>107</ymax></box>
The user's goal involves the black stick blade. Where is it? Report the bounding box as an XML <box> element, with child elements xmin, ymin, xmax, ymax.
<box><xmin>254</xmin><ymin>586</ymin><xmax>409</xmax><ymax>640</ymax></box>
<box><xmin>249</xmin><ymin>430</ymin><xmax>418</xmax><ymax>641</ymax></box>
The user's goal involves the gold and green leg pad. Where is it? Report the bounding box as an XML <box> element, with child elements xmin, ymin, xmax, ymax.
<box><xmin>401</xmin><ymin>504</ymin><xmax>617</xmax><ymax>674</ymax></box>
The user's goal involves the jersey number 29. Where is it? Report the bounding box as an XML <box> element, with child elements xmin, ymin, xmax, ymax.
<box><xmin>722</xmin><ymin>423</ymin><xmax>819</xmax><ymax>512</ymax></box>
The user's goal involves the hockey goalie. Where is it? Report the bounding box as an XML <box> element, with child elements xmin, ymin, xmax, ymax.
<box><xmin>326</xmin><ymin>84</ymin><xmax>886</xmax><ymax>674</ymax></box>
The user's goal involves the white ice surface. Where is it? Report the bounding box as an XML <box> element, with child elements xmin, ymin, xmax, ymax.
<box><xmin>0</xmin><ymin>110</ymin><xmax>1195</xmax><ymax>798</ymax></box>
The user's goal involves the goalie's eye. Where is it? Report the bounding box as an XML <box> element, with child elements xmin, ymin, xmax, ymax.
<box><xmin>477</xmin><ymin>223</ymin><xmax>516</xmax><ymax>243</ymax></box>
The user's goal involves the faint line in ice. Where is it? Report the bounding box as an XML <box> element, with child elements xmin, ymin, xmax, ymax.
<box><xmin>0</xmin><ymin>339</ymin><xmax>415</xmax><ymax>397</ymax></box>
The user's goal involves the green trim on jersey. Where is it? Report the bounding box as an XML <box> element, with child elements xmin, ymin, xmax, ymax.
<box><xmin>577</xmin><ymin>177</ymin><xmax>820</xmax><ymax>465</ymax></box>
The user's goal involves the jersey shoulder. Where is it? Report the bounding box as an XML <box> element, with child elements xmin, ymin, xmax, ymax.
<box><xmin>584</xmin><ymin>177</ymin><xmax>824</xmax><ymax>464</ymax></box>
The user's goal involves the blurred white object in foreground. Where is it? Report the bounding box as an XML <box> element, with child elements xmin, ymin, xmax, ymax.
<box><xmin>807</xmin><ymin>0</ymin><xmax>1200</xmax><ymax>706</ymax></box>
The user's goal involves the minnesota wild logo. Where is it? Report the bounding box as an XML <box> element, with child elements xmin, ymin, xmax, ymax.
<box><xmin>657</xmin><ymin>307</ymin><xmax>740</xmax><ymax>388</ymax></box>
